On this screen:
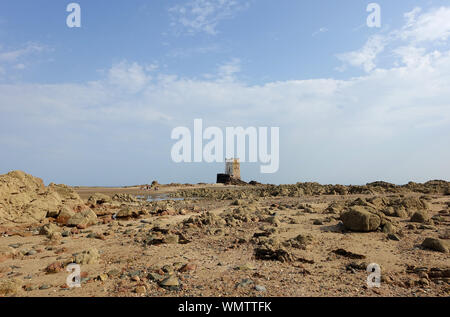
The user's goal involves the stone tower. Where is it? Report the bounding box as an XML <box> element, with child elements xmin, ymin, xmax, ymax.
<box><xmin>225</xmin><ymin>158</ymin><xmax>240</xmax><ymax>180</ymax></box>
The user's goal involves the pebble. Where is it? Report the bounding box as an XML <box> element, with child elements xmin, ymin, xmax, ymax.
<box><xmin>159</xmin><ymin>275</ymin><xmax>180</xmax><ymax>290</ymax></box>
<box><xmin>235</xmin><ymin>263</ymin><xmax>256</xmax><ymax>271</ymax></box>
<box><xmin>236</xmin><ymin>278</ymin><xmax>254</xmax><ymax>288</ymax></box>
<box><xmin>107</xmin><ymin>269</ymin><xmax>121</xmax><ymax>277</ymax></box>
<box><xmin>179</xmin><ymin>263</ymin><xmax>197</xmax><ymax>273</ymax></box>
<box><xmin>255</xmin><ymin>285</ymin><xmax>267</xmax><ymax>292</ymax></box>
<box><xmin>148</xmin><ymin>272</ymin><xmax>165</xmax><ymax>282</ymax></box>
<box><xmin>135</xmin><ymin>286</ymin><xmax>147</xmax><ymax>294</ymax></box>
<box><xmin>131</xmin><ymin>275</ymin><xmax>140</xmax><ymax>282</ymax></box>
<box><xmin>98</xmin><ymin>273</ymin><xmax>108</xmax><ymax>282</ymax></box>
<box><xmin>26</xmin><ymin>250</ymin><xmax>37</xmax><ymax>256</ymax></box>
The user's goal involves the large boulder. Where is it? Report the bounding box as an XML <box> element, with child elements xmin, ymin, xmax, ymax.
<box><xmin>0</xmin><ymin>171</ymin><xmax>85</xmax><ymax>225</ymax></box>
<box><xmin>88</xmin><ymin>193</ymin><xmax>112</xmax><ymax>205</ymax></box>
<box><xmin>39</xmin><ymin>223</ymin><xmax>62</xmax><ymax>237</ymax></box>
<box><xmin>56</xmin><ymin>206</ymin><xmax>76</xmax><ymax>224</ymax></box>
<box><xmin>112</xmin><ymin>194</ymin><xmax>137</xmax><ymax>203</ymax></box>
<box><xmin>340</xmin><ymin>206</ymin><xmax>381</xmax><ymax>232</ymax></box>
<box><xmin>421</xmin><ymin>238</ymin><xmax>448</xmax><ymax>253</ymax></box>
<box><xmin>410</xmin><ymin>210</ymin><xmax>430</xmax><ymax>224</ymax></box>
<box><xmin>67</xmin><ymin>209</ymin><xmax>97</xmax><ymax>228</ymax></box>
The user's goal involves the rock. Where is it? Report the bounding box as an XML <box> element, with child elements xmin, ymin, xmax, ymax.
<box><xmin>39</xmin><ymin>223</ymin><xmax>62</xmax><ymax>237</ymax></box>
<box><xmin>254</xmin><ymin>245</ymin><xmax>294</xmax><ymax>262</ymax></box>
<box><xmin>131</xmin><ymin>275</ymin><xmax>140</xmax><ymax>282</ymax></box>
<box><xmin>159</xmin><ymin>275</ymin><xmax>180</xmax><ymax>290</ymax></box>
<box><xmin>116</xmin><ymin>207</ymin><xmax>137</xmax><ymax>218</ymax></box>
<box><xmin>112</xmin><ymin>194</ymin><xmax>137</xmax><ymax>203</ymax></box>
<box><xmin>0</xmin><ymin>278</ymin><xmax>23</xmax><ymax>296</ymax></box>
<box><xmin>421</xmin><ymin>238</ymin><xmax>448</xmax><ymax>253</ymax></box>
<box><xmin>407</xmin><ymin>223</ymin><xmax>416</xmax><ymax>230</ymax></box>
<box><xmin>340</xmin><ymin>206</ymin><xmax>381</xmax><ymax>232</ymax></box>
<box><xmin>67</xmin><ymin>209</ymin><xmax>97</xmax><ymax>228</ymax></box>
<box><xmin>313</xmin><ymin>219</ymin><xmax>323</xmax><ymax>225</ymax></box>
<box><xmin>387</xmin><ymin>233</ymin><xmax>400</xmax><ymax>241</ymax></box>
<box><xmin>179</xmin><ymin>263</ymin><xmax>197</xmax><ymax>273</ymax></box>
<box><xmin>98</xmin><ymin>273</ymin><xmax>108</xmax><ymax>282</ymax></box>
<box><xmin>107</xmin><ymin>269</ymin><xmax>121</xmax><ymax>278</ymax></box>
<box><xmin>283</xmin><ymin>234</ymin><xmax>313</xmax><ymax>250</ymax></box>
<box><xmin>87</xmin><ymin>232</ymin><xmax>105</xmax><ymax>240</ymax></box>
<box><xmin>75</xmin><ymin>247</ymin><xmax>100</xmax><ymax>264</ymax></box>
<box><xmin>382</xmin><ymin>222</ymin><xmax>397</xmax><ymax>234</ymax></box>
<box><xmin>232</xmin><ymin>199</ymin><xmax>243</xmax><ymax>206</ymax></box>
<box><xmin>148</xmin><ymin>272</ymin><xmax>165</xmax><ymax>282</ymax></box>
<box><xmin>0</xmin><ymin>246</ymin><xmax>16</xmax><ymax>262</ymax></box>
<box><xmin>394</xmin><ymin>208</ymin><xmax>408</xmax><ymax>218</ymax></box>
<box><xmin>0</xmin><ymin>171</ymin><xmax>84</xmax><ymax>224</ymax></box>
<box><xmin>46</xmin><ymin>207</ymin><xmax>61</xmax><ymax>218</ymax></box>
<box><xmin>48</xmin><ymin>231</ymin><xmax>62</xmax><ymax>241</ymax></box>
<box><xmin>87</xmin><ymin>193</ymin><xmax>111</xmax><ymax>205</ymax></box>
<box><xmin>45</xmin><ymin>262</ymin><xmax>64</xmax><ymax>274</ymax></box>
<box><xmin>265</xmin><ymin>216</ymin><xmax>281</xmax><ymax>227</ymax></box>
<box><xmin>135</xmin><ymin>286</ymin><xmax>147</xmax><ymax>294</ymax></box>
<box><xmin>161</xmin><ymin>265</ymin><xmax>174</xmax><ymax>275</ymax></box>
<box><xmin>235</xmin><ymin>263</ymin><xmax>256</xmax><ymax>271</ymax></box>
<box><xmin>164</xmin><ymin>234</ymin><xmax>179</xmax><ymax>244</ymax></box>
<box><xmin>236</xmin><ymin>278</ymin><xmax>254</xmax><ymax>288</ymax></box>
<box><xmin>56</xmin><ymin>206</ymin><xmax>75</xmax><ymax>224</ymax></box>
<box><xmin>26</xmin><ymin>250</ymin><xmax>37</xmax><ymax>256</ymax></box>
<box><xmin>255</xmin><ymin>285</ymin><xmax>267</xmax><ymax>292</ymax></box>
<box><xmin>332</xmin><ymin>248</ymin><xmax>366</xmax><ymax>259</ymax></box>
<box><xmin>410</xmin><ymin>211</ymin><xmax>430</xmax><ymax>224</ymax></box>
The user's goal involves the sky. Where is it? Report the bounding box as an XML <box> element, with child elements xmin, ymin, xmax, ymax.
<box><xmin>0</xmin><ymin>0</ymin><xmax>449</xmax><ymax>186</ymax></box>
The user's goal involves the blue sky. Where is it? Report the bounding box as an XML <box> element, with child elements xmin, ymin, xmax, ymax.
<box><xmin>1</xmin><ymin>0</ymin><xmax>450</xmax><ymax>186</ymax></box>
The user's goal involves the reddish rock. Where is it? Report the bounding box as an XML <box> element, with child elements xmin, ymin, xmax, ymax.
<box><xmin>179</xmin><ymin>263</ymin><xmax>197</xmax><ymax>273</ymax></box>
<box><xmin>45</xmin><ymin>262</ymin><xmax>64</xmax><ymax>274</ymax></box>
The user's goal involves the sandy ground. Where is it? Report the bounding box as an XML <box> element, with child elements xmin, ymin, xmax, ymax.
<box><xmin>0</xmin><ymin>185</ymin><xmax>449</xmax><ymax>297</ymax></box>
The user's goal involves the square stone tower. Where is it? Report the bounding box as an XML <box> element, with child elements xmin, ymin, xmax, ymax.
<box><xmin>225</xmin><ymin>158</ymin><xmax>240</xmax><ymax>180</ymax></box>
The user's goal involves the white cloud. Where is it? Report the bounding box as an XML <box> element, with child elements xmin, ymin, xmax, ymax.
<box><xmin>312</xmin><ymin>27</ymin><xmax>328</xmax><ymax>37</ymax></box>
<box><xmin>0</xmin><ymin>42</ymin><xmax>49</xmax><ymax>80</ymax></box>
<box><xmin>337</xmin><ymin>35</ymin><xmax>387</xmax><ymax>73</ymax></box>
<box><xmin>0</xmin><ymin>42</ymin><xmax>46</xmax><ymax>63</ymax></box>
<box><xmin>400</xmin><ymin>6</ymin><xmax>450</xmax><ymax>42</ymax></box>
<box><xmin>217</xmin><ymin>58</ymin><xmax>241</xmax><ymax>81</ymax></box>
<box><xmin>169</xmin><ymin>0</ymin><xmax>250</xmax><ymax>35</ymax></box>
<box><xmin>338</xmin><ymin>6</ymin><xmax>450</xmax><ymax>73</ymax></box>
<box><xmin>108</xmin><ymin>61</ymin><xmax>151</xmax><ymax>93</ymax></box>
